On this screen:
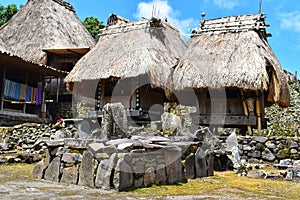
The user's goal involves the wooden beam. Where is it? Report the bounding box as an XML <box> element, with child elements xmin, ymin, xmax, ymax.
<box><xmin>241</xmin><ymin>90</ymin><xmax>252</xmax><ymax>135</ymax></box>
<box><xmin>193</xmin><ymin>115</ymin><xmax>257</xmax><ymax>126</ymax></box>
<box><xmin>256</xmin><ymin>91</ymin><xmax>262</xmax><ymax>136</ymax></box>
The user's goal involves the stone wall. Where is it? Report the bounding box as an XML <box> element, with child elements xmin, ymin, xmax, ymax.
<box><xmin>33</xmin><ymin>137</ymin><xmax>214</xmax><ymax>191</ymax></box>
<box><xmin>218</xmin><ymin>136</ymin><xmax>300</xmax><ymax>162</ymax></box>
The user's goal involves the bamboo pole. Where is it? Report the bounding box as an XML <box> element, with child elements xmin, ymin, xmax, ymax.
<box><xmin>241</xmin><ymin>90</ymin><xmax>252</xmax><ymax>135</ymax></box>
<box><xmin>256</xmin><ymin>91</ymin><xmax>262</xmax><ymax>136</ymax></box>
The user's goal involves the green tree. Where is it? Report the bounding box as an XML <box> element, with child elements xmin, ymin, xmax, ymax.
<box><xmin>83</xmin><ymin>16</ymin><xmax>105</xmax><ymax>38</ymax></box>
<box><xmin>0</xmin><ymin>4</ymin><xmax>20</xmax><ymax>27</ymax></box>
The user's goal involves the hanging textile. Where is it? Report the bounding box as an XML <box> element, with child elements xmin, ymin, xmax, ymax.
<box><xmin>36</xmin><ymin>88</ymin><xmax>43</xmax><ymax>105</ymax></box>
<box><xmin>26</xmin><ymin>86</ymin><xmax>32</xmax><ymax>102</ymax></box>
<box><xmin>20</xmin><ymin>84</ymin><xmax>27</xmax><ymax>101</ymax></box>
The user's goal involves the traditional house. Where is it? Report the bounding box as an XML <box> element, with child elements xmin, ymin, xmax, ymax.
<box><xmin>64</xmin><ymin>14</ymin><xmax>186</xmax><ymax>120</ymax></box>
<box><xmin>0</xmin><ymin>0</ymin><xmax>95</xmax><ymax>119</ymax></box>
<box><xmin>0</xmin><ymin>38</ymin><xmax>67</xmax><ymax>125</ymax></box>
<box><xmin>172</xmin><ymin>14</ymin><xmax>290</xmax><ymax>134</ymax></box>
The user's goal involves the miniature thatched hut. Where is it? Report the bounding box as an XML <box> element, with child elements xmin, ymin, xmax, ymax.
<box><xmin>173</xmin><ymin>14</ymin><xmax>290</xmax><ymax>134</ymax></box>
<box><xmin>65</xmin><ymin>14</ymin><xmax>186</xmax><ymax>119</ymax></box>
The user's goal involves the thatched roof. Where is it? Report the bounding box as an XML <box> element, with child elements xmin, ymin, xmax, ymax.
<box><xmin>0</xmin><ymin>32</ymin><xmax>67</xmax><ymax>77</ymax></box>
<box><xmin>173</xmin><ymin>14</ymin><xmax>290</xmax><ymax>107</ymax></box>
<box><xmin>64</xmin><ymin>15</ymin><xmax>187</xmax><ymax>88</ymax></box>
<box><xmin>0</xmin><ymin>0</ymin><xmax>95</xmax><ymax>65</ymax></box>
<box><xmin>0</xmin><ymin>38</ymin><xmax>10</xmax><ymax>53</ymax></box>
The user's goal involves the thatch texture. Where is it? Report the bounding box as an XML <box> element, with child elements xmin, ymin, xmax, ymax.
<box><xmin>64</xmin><ymin>15</ymin><xmax>186</xmax><ymax>88</ymax></box>
<box><xmin>0</xmin><ymin>0</ymin><xmax>95</xmax><ymax>65</ymax></box>
<box><xmin>173</xmin><ymin>14</ymin><xmax>290</xmax><ymax>107</ymax></box>
<box><xmin>0</xmin><ymin>38</ymin><xmax>10</xmax><ymax>53</ymax></box>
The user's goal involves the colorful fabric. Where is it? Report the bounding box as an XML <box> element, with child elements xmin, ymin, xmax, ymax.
<box><xmin>20</xmin><ymin>84</ymin><xmax>27</xmax><ymax>101</ymax></box>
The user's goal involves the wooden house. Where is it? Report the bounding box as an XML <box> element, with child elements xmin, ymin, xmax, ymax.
<box><xmin>0</xmin><ymin>0</ymin><xmax>95</xmax><ymax>119</ymax></box>
<box><xmin>0</xmin><ymin>38</ymin><xmax>67</xmax><ymax>125</ymax></box>
<box><xmin>64</xmin><ymin>14</ymin><xmax>186</xmax><ymax>121</ymax></box>
<box><xmin>172</xmin><ymin>14</ymin><xmax>290</xmax><ymax>134</ymax></box>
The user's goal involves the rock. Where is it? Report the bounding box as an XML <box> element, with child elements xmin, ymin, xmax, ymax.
<box><xmin>88</xmin><ymin>142</ymin><xmax>105</xmax><ymax>155</ymax></box>
<box><xmin>242</xmin><ymin>145</ymin><xmax>252</xmax><ymax>151</ymax></box>
<box><xmin>184</xmin><ymin>154</ymin><xmax>195</xmax><ymax>179</ymax></box>
<box><xmin>154</xmin><ymin>164</ymin><xmax>167</xmax><ymax>185</ymax></box>
<box><xmin>76</xmin><ymin>120</ymin><xmax>91</xmax><ymax>139</ymax></box>
<box><xmin>54</xmin><ymin>129</ymin><xmax>72</xmax><ymax>140</ymax></box>
<box><xmin>290</xmin><ymin>149</ymin><xmax>298</xmax><ymax>154</ymax></box>
<box><xmin>161</xmin><ymin>112</ymin><xmax>182</xmax><ymax>135</ymax></box>
<box><xmin>102</xmin><ymin>103</ymin><xmax>128</xmax><ymax>139</ymax></box>
<box><xmin>133</xmin><ymin>176</ymin><xmax>144</xmax><ymax>188</ymax></box>
<box><xmin>60</xmin><ymin>167</ymin><xmax>78</xmax><ymax>185</ymax></box>
<box><xmin>113</xmin><ymin>158</ymin><xmax>133</xmax><ymax>191</ymax></box>
<box><xmin>255</xmin><ymin>143</ymin><xmax>264</xmax><ymax>151</ymax></box>
<box><xmin>290</xmin><ymin>141</ymin><xmax>299</xmax><ymax>149</ymax></box>
<box><xmin>280</xmin><ymin>159</ymin><xmax>292</xmax><ymax>166</ymax></box>
<box><xmin>95</xmin><ymin>153</ymin><xmax>118</xmax><ymax>189</ymax></box>
<box><xmin>265</xmin><ymin>141</ymin><xmax>276</xmax><ymax>149</ymax></box>
<box><xmin>61</xmin><ymin>153</ymin><xmax>74</xmax><ymax>163</ymax></box>
<box><xmin>247</xmin><ymin>170</ymin><xmax>266</xmax><ymax>179</ymax></box>
<box><xmin>78</xmin><ymin>151</ymin><xmax>95</xmax><ymax>188</ymax></box>
<box><xmin>164</xmin><ymin>146</ymin><xmax>182</xmax><ymax>184</ymax></box>
<box><xmin>250</xmin><ymin>150</ymin><xmax>262</xmax><ymax>159</ymax></box>
<box><xmin>262</xmin><ymin>148</ymin><xmax>276</xmax><ymax>162</ymax></box>
<box><xmin>253</xmin><ymin>136</ymin><xmax>268</xmax><ymax>144</ymax></box>
<box><xmin>276</xmin><ymin>149</ymin><xmax>290</xmax><ymax>159</ymax></box>
<box><xmin>195</xmin><ymin>147</ymin><xmax>207</xmax><ymax>178</ymax></box>
<box><xmin>144</xmin><ymin>167</ymin><xmax>155</xmax><ymax>187</ymax></box>
<box><xmin>44</xmin><ymin>157</ymin><xmax>61</xmax><ymax>182</ymax></box>
<box><xmin>95</xmin><ymin>159</ymin><xmax>109</xmax><ymax>189</ymax></box>
<box><xmin>225</xmin><ymin>132</ymin><xmax>241</xmax><ymax>169</ymax></box>
<box><xmin>32</xmin><ymin>160</ymin><xmax>46</xmax><ymax>179</ymax></box>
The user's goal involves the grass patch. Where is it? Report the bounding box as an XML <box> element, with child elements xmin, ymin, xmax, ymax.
<box><xmin>126</xmin><ymin>171</ymin><xmax>300</xmax><ymax>199</ymax></box>
<box><xmin>0</xmin><ymin>163</ymin><xmax>35</xmax><ymax>184</ymax></box>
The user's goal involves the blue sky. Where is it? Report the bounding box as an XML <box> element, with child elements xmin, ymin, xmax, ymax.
<box><xmin>1</xmin><ymin>0</ymin><xmax>299</xmax><ymax>75</ymax></box>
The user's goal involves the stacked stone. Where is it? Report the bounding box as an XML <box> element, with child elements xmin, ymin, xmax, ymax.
<box><xmin>217</xmin><ymin>136</ymin><xmax>300</xmax><ymax>163</ymax></box>
<box><xmin>33</xmin><ymin>136</ymin><xmax>213</xmax><ymax>191</ymax></box>
<box><xmin>0</xmin><ymin>123</ymin><xmax>77</xmax><ymax>163</ymax></box>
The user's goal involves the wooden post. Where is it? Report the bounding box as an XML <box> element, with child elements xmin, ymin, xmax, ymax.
<box><xmin>1</xmin><ymin>65</ymin><xmax>6</xmax><ymax>111</ymax></box>
<box><xmin>256</xmin><ymin>91</ymin><xmax>262</xmax><ymax>136</ymax></box>
<box><xmin>56</xmin><ymin>78</ymin><xmax>59</xmax><ymax>102</ymax></box>
<box><xmin>130</xmin><ymin>78</ymin><xmax>136</xmax><ymax>109</ymax></box>
<box><xmin>23</xmin><ymin>72</ymin><xmax>29</xmax><ymax>113</ymax></box>
<box><xmin>241</xmin><ymin>90</ymin><xmax>252</xmax><ymax>135</ymax></box>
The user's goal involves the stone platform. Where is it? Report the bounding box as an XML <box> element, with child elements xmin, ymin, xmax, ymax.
<box><xmin>33</xmin><ymin>136</ymin><xmax>214</xmax><ymax>191</ymax></box>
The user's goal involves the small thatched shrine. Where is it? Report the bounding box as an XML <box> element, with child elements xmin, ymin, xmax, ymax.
<box><xmin>65</xmin><ymin>14</ymin><xmax>186</xmax><ymax>120</ymax></box>
<box><xmin>172</xmin><ymin>13</ymin><xmax>290</xmax><ymax>134</ymax></box>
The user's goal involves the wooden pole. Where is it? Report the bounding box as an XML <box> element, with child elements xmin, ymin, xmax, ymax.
<box><xmin>256</xmin><ymin>91</ymin><xmax>262</xmax><ymax>136</ymax></box>
<box><xmin>0</xmin><ymin>64</ymin><xmax>6</xmax><ymax>111</ymax></box>
<box><xmin>241</xmin><ymin>90</ymin><xmax>252</xmax><ymax>135</ymax></box>
<box><xmin>56</xmin><ymin>78</ymin><xmax>59</xmax><ymax>102</ymax></box>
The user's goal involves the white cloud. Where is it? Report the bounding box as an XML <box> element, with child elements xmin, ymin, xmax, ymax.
<box><xmin>212</xmin><ymin>0</ymin><xmax>239</xmax><ymax>10</ymax></box>
<box><xmin>135</xmin><ymin>0</ymin><xmax>197</xmax><ymax>40</ymax></box>
<box><xmin>279</xmin><ymin>11</ymin><xmax>300</xmax><ymax>32</ymax></box>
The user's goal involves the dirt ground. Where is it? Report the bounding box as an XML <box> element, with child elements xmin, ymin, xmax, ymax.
<box><xmin>0</xmin><ymin>164</ymin><xmax>299</xmax><ymax>200</ymax></box>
